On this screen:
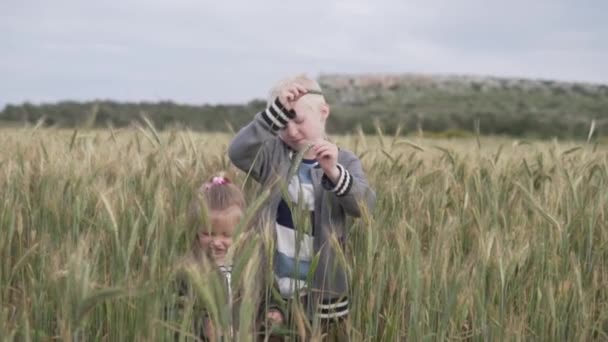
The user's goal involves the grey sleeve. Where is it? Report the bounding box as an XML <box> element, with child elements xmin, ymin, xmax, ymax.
<box><xmin>321</xmin><ymin>153</ymin><xmax>376</xmax><ymax>218</ymax></box>
<box><xmin>228</xmin><ymin>98</ymin><xmax>294</xmax><ymax>184</ymax></box>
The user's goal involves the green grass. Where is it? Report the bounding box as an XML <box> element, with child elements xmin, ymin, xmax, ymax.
<box><xmin>1</xmin><ymin>127</ymin><xmax>607</xmax><ymax>341</ymax></box>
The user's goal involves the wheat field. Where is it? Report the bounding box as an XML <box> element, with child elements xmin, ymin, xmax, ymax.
<box><xmin>1</xmin><ymin>126</ymin><xmax>607</xmax><ymax>341</ymax></box>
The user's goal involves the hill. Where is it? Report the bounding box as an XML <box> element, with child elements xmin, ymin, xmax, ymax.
<box><xmin>2</xmin><ymin>73</ymin><xmax>607</xmax><ymax>138</ymax></box>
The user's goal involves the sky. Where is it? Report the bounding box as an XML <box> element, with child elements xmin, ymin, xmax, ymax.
<box><xmin>1</xmin><ymin>0</ymin><xmax>606</xmax><ymax>108</ymax></box>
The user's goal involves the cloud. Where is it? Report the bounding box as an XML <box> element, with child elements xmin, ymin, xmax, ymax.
<box><xmin>0</xmin><ymin>0</ymin><xmax>606</xmax><ymax>107</ymax></box>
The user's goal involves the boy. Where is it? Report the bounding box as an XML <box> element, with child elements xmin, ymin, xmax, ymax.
<box><xmin>228</xmin><ymin>75</ymin><xmax>375</xmax><ymax>339</ymax></box>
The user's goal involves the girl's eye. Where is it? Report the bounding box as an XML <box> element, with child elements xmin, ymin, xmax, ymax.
<box><xmin>200</xmin><ymin>229</ymin><xmax>215</xmax><ymax>237</ymax></box>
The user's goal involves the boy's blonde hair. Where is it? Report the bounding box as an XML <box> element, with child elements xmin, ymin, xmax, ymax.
<box><xmin>267</xmin><ymin>74</ymin><xmax>327</xmax><ymax>110</ymax></box>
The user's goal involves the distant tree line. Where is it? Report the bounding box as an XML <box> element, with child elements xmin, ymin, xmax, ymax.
<box><xmin>0</xmin><ymin>100</ymin><xmax>266</xmax><ymax>132</ymax></box>
<box><xmin>2</xmin><ymin>77</ymin><xmax>608</xmax><ymax>139</ymax></box>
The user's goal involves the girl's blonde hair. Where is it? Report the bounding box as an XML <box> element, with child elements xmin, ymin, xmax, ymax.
<box><xmin>187</xmin><ymin>174</ymin><xmax>246</xmax><ymax>258</ymax></box>
<box><xmin>187</xmin><ymin>175</ymin><xmax>246</xmax><ymax>226</ymax></box>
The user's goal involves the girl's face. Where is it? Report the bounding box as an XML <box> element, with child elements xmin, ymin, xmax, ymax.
<box><xmin>198</xmin><ymin>205</ymin><xmax>242</xmax><ymax>264</ymax></box>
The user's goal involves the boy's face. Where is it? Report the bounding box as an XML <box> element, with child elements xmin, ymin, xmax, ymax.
<box><xmin>198</xmin><ymin>205</ymin><xmax>241</xmax><ymax>264</ymax></box>
<box><xmin>278</xmin><ymin>97</ymin><xmax>329</xmax><ymax>152</ymax></box>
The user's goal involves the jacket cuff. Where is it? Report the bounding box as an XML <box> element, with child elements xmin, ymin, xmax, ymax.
<box><xmin>260</xmin><ymin>97</ymin><xmax>296</xmax><ymax>130</ymax></box>
<box><xmin>321</xmin><ymin>164</ymin><xmax>353</xmax><ymax>197</ymax></box>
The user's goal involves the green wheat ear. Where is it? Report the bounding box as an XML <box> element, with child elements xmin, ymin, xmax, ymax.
<box><xmin>287</xmin><ymin>142</ymin><xmax>315</xmax><ymax>181</ymax></box>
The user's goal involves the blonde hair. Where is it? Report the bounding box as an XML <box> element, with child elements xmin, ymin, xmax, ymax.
<box><xmin>187</xmin><ymin>175</ymin><xmax>246</xmax><ymax>258</ymax></box>
<box><xmin>187</xmin><ymin>175</ymin><xmax>245</xmax><ymax>223</ymax></box>
<box><xmin>267</xmin><ymin>74</ymin><xmax>326</xmax><ymax>110</ymax></box>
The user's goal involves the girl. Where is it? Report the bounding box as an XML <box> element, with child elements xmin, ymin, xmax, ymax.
<box><xmin>173</xmin><ymin>175</ymin><xmax>284</xmax><ymax>341</ymax></box>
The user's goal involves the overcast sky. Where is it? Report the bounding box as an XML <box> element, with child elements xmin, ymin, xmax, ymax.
<box><xmin>1</xmin><ymin>0</ymin><xmax>606</xmax><ymax>108</ymax></box>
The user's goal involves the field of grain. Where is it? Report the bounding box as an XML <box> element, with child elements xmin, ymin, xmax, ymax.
<box><xmin>1</xmin><ymin>126</ymin><xmax>607</xmax><ymax>341</ymax></box>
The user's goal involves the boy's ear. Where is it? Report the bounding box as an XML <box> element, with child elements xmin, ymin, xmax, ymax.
<box><xmin>320</xmin><ymin>103</ymin><xmax>330</xmax><ymax>121</ymax></box>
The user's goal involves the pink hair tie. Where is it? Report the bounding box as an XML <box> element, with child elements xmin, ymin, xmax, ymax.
<box><xmin>204</xmin><ymin>176</ymin><xmax>229</xmax><ymax>190</ymax></box>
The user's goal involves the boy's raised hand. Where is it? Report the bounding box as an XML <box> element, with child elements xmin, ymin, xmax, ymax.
<box><xmin>313</xmin><ymin>140</ymin><xmax>340</xmax><ymax>183</ymax></box>
<box><xmin>278</xmin><ymin>85</ymin><xmax>308</xmax><ymax>111</ymax></box>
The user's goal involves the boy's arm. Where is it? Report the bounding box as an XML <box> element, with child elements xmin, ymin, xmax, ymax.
<box><xmin>321</xmin><ymin>153</ymin><xmax>376</xmax><ymax>218</ymax></box>
<box><xmin>228</xmin><ymin>98</ymin><xmax>294</xmax><ymax>183</ymax></box>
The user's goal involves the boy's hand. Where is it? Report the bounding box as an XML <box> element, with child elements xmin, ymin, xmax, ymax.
<box><xmin>314</xmin><ymin>140</ymin><xmax>340</xmax><ymax>183</ymax></box>
<box><xmin>278</xmin><ymin>85</ymin><xmax>308</xmax><ymax>111</ymax></box>
<box><xmin>266</xmin><ymin>309</ymin><xmax>285</xmax><ymax>325</ymax></box>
